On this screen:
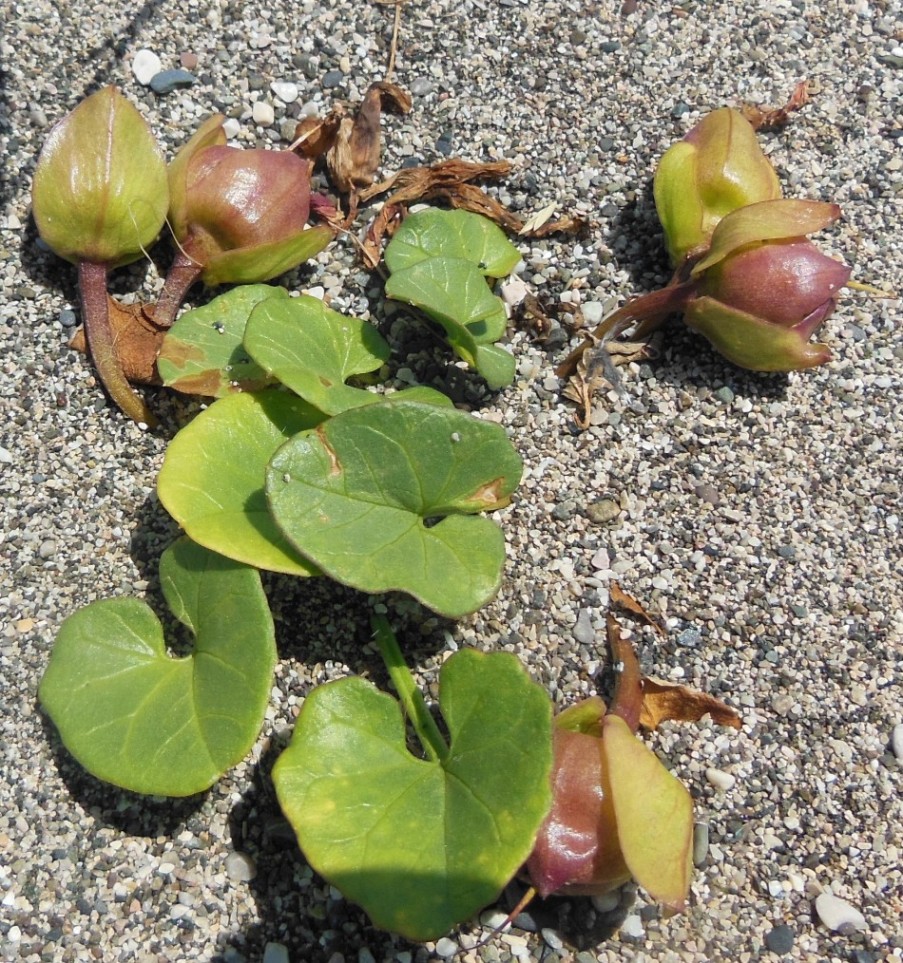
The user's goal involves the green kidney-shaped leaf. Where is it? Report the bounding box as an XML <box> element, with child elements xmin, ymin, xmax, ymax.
<box><xmin>244</xmin><ymin>294</ymin><xmax>390</xmax><ymax>414</ymax></box>
<box><xmin>39</xmin><ymin>538</ymin><xmax>276</xmax><ymax>796</ymax></box>
<box><xmin>384</xmin><ymin>208</ymin><xmax>521</xmax><ymax>278</ymax></box>
<box><xmin>157</xmin><ymin>284</ymin><xmax>289</xmax><ymax>397</ymax></box>
<box><xmin>273</xmin><ymin>648</ymin><xmax>553</xmax><ymax>940</ymax></box>
<box><xmin>266</xmin><ymin>400</ymin><xmax>523</xmax><ymax>617</ymax></box>
<box><xmin>158</xmin><ymin>390</ymin><xmax>324</xmax><ymax>575</ymax></box>
<box><xmin>385</xmin><ymin>258</ymin><xmax>513</xmax><ymax>389</ymax></box>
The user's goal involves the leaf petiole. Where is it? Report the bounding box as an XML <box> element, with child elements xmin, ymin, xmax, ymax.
<box><xmin>371</xmin><ymin>615</ymin><xmax>449</xmax><ymax>763</ymax></box>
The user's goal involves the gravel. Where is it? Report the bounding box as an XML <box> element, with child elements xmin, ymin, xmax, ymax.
<box><xmin>2</xmin><ymin>0</ymin><xmax>902</xmax><ymax>962</ymax></box>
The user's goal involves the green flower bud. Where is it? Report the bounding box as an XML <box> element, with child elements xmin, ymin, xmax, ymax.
<box><xmin>653</xmin><ymin>107</ymin><xmax>781</xmax><ymax>266</ymax></box>
<box><xmin>32</xmin><ymin>86</ymin><xmax>168</xmax><ymax>267</ymax></box>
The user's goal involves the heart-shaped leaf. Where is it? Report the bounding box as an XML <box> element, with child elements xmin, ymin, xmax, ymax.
<box><xmin>385</xmin><ymin>258</ymin><xmax>513</xmax><ymax>388</ymax></box>
<box><xmin>243</xmin><ymin>294</ymin><xmax>390</xmax><ymax>414</ymax></box>
<box><xmin>39</xmin><ymin>538</ymin><xmax>276</xmax><ymax>796</ymax></box>
<box><xmin>157</xmin><ymin>284</ymin><xmax>289</xmax><ymax>397</ymax></box>
<box><xmin>266</xmin><ymin>400</ymin><xmax>523</xmax><ymax>617</ymax></box>
<box><xmin>273</xmin><ymin>648</ymin><xmax>553</xmax><ymax>940</ymax></box>
<box><xmin>384</xmin><ymin>208</ymin><xmax>521</xmax><ymax>278</ymax></box>
<box><xmin>158</xmin><ymin>390</ymin><xmax>324</xmax><ymax>575</ymax></box>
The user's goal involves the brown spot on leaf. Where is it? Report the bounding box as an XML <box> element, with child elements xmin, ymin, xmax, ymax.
<box><xmin>316</xmin><ymin>426</ymin><xmax>342</xmax><ymax>476</ymax></box>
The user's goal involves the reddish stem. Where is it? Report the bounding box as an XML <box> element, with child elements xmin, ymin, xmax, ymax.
<box><xmin>79</xmin><ymin>261</ymin><xmax>157</xmax><ymax>427</ymax></box>
<box><xmin>606</xmin><ymin>614</ymin><xmax>644</xmax><ymax>734</ymax></box>
<box><xmin>153</xmin><ymin>248</ymin><xmax>204</xmax><ymax>328</ymax></box>
<box><xmin>556</xmin><ymin>280</ymin><xmax>695</xmax><ymax>379</ymax></box>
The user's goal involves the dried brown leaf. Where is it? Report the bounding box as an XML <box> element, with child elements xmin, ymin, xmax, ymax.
<box><xmin>69</xmin><ymin>297</ymin><xmax>165</xmax><ymax>386</ymax></box>
<box><xmin>740</xmin><ymin>80</ymin><xmax>811</xmax><ymax>130</ymax></box>
<box><xmin>607</xmin><ymin>613</ymin><xmax>643</xmax><ymax>732</ymax></box>
<box><xmin>515</xmin><ymin>292</ymin><xmax>555</xmax><ymax>341</ymax></box>
<box><xmin>360</xmin><ymin>158</ymin><xmax>513</xmax><ymax>205</ymax></box>
<box><xmin>640</xmin><ymin>677</ymin><xmax>743</xmax><ymax>731</ymax></box>
<box><xmin>610</xmin><ymin>581</ymin><xmax>666</xmax><ymax>637</ymax></box>
<box><xmin>361</xmin><ymin>202</ymin><xmax>405</xmax><ymax>270</ymax></box>
<box><xmin>291</xmin><ymin>113</ymin><xmax>343</xmax><ymax>161</ymax></box>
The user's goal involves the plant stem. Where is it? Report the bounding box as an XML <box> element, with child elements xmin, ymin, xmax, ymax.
<box><xmin>371</xmin><ymin>615</ymin><xmax>449</xmax><ymax>763</ymax></box>
<box><xmin>79</xmin><ymin>260</ymin><xmax>157</xmax><ymax>427</ymax></box>
<box><xmin>153</xmin><ymin>248</ymin><xmax>203</xmax><ymax>328</ymax></box>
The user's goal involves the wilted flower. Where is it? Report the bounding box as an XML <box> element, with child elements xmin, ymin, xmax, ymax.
<box><xmin>31</xmin><ymin>86</ymin><xmax>169</xmax><ymax>424</ymax></box>
<box><xmin>682</xmin><ymin>198</ymin><xmax>851</xmax><ymax>370</ymax></box>
<box><xmin>525</xmin><ymin>696</ymin><xmax>693</xmax><ymax>910</ymax></box>
<box><xmin>155</xmin><ymin>114</ymin><xmax>333</xmax><ymax>326</ymax></box>
<box><xmin>654</xmin><ymin>107</ymin><xmax>782</xmax><ymax>266</ymax></box>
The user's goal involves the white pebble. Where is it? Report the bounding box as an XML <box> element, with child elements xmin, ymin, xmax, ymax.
<box><xmin>582</xmin><ymin>301</ymin><xmax>605</xmax><ymax>325</ymax></box>
<box><xmin>434</xmin><ymin>937</ymin><xmax>458</xmax><ymax>957</ymax></box>
<box><xmin>705</xmin><ymin>767</ymin><xmax>736</xmax><ymax>791</ymax></box>
<box><xmin>0</xmin><ymin>446</ymin><xmax>12</xmax><ymax>464</ymax></box>
<box><xmin>224</xmin><ymin>850</ymin><xmax>257</xmax><ymax>882</ymax></box>
<box><xmin>815</xmin><ymin>892</ymin><xmax>867</xmax><ymax>934</ymax></box>
<box><xmin>132</xmin><ymin>49</ymin><xmax>162</xmax><ymax>86</ymax></box>
<box><xmin>271</xmin><ymin>81</ymin><xmax>299</xmax><ymax>103</ymax></box>
<box><xmin>222</xmin><ymin>118</ymin><xmax>241</xmax><ymax>140</ymax></box>
<box><xmin>252</xmin><ymin>101</ymin><xmax>275</xmax><ymax>126</ymax></box>
<box><xmin>620</xmin><ymin>913</ymin><xmax>645</xmax><ymax>939</ymax></box>
<box><xmin>891</xmin><ymin>723</ymin><xmax>903</xmax><ymax>761</ymax></box>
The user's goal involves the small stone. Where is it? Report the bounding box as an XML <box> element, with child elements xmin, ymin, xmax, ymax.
<box><xmin>693</xmin><ymin>822</ymin><xmax>709</xmax><ymax>866</ymax></box>
<box><xmin>180</xmin><ymin>51</ymin><xmax>199</xmax><ymax>70</ymax></box>
<box><xmin>814</xmin><ymin>892</ymin><xmax>867</xmax><ymax>934</ymax></box>
<box><xmin>410</xmin><ymin>77</ymin><xmax>435</xmax><ymax>96</ymax></box>
<box><xmin>591</xmin><ymin>891</ymin><xmax>620</xmax><ymax>913</ymax></box>
<box><xmin>435</xmin><ymin>938</ymin><xmax>458</xmax><ymax>957</ymax></box>
<box><xmin>357</xmin><ymin>950</ymin><xmax>375</xmax><ymax>963</ymax></box>
<box><xmin>132</xmin><ymin>49</ymin><xmax>162</xmax><ymax>86</ymax></box>
<box><xmin>573</xmin><ymin>609</ymin><xmax>595</xmax><ymax>645</ymax></box>
<box><xmin>541</xmin><ymin>928</ymin><xmax>564</xmax><ymax>951</ymax></box>
<box><xmin>323</xmin><ymin>70</ymin><xmax>344</xmax><ymax>88</ymax></box>
<box><xmin>59</xmin><ymin>308</ymin><xmax>77</xmax><ymax>327</ymax></box>
<box><xmin>678</xmin><ymin>627</ymin><xmax>702</xmax><ymax>648</ymax></box>
<box><xmin>224</xmin><ymin>851</ymin><xmax>257</xmax><ymax>882</ymax></box>
<box><xmin>620</xmin><ymin>913</ymin><xmax>644</xmax><ymax>940</ymax></box>
<box><xmin>262</xmin><ymin>943</ymin><xmax>289</xmax><ymax>963</ymax></box>
<box><xmin>714</xmin><ymin>386</ymin><xmax>735</xmax><ymax>403</ymax></box>
<box><xmin>586</xmin><ymin>498</ymin><xmax>620</xmax><ymax>524</ymax></box>
<box><xmin>223</xmin><ymin>118</ymin><xmax>241</xmax><ymax>139</ymax></box>
<box><xmin>252</xmin><ymin>101</ymin><xmax>275</xmax><ymax>126</ymax></box>
<box><xmin>694</xmin><ymin>483</ymin><xmax>720</xmax><ymax>506</ymax></box>
<box><xmin>38</xmin><ymin>539</ymin><xmax>57</xmax><ymax>559</ymax></box>
<box><xmin>705</xmin><ymin>767</ymin><xmax>735</xmax><ymax>791</ymax></box>
<box><xmin>765</xmin><ymin>924</ymin><xmax>795</xmax><ymax>954</ymax></box>
<box><xmin>581</xmin><ymin>302</ymin><xmax>605</xmax><ymax>325</ymax></box>
<box><xmin>891</xmin><ymin>723</ymin><xmax>903</xmax><ymax>761</ymax></box>
<box><xmin>150</xmin><ymin>69</ymin><xmax>196</xmax><ymax>94</ymax></box>
<box><xmin>271</xmin><ymin>81</ymin><xmax>299</xmax><ymax>104</ymax></box>
<box><xmin>0</xmin><ymin>447</ymin><xmax>12</xmax><ymax>464</ymax></box>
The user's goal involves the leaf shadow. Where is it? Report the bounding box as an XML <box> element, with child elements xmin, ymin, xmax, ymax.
<box><xmin>38</xmin><ymin>709</ymin><xmax>209</xmax><ymax>835</ymax></box>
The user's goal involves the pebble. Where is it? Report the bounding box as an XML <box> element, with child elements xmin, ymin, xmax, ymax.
<box><xmin>694</xmin><ymin>483</ymin><xmax>720</xmax><ymax>506</ymax></box>
<box><xmin>620</xmin><ymin>914</ymin><xmax>644</xmax><ymax>940</ymax></box>
<box><xmin>586</xmin><ymin>498</ymin><xmax>620</xmax><ymax>524</ymax></box>
<box><xmin>38</xmin><ymin>539</ymin><xmax>57</xmax><ymax>559</ymax></box>
<box><xmin>581</xmin><ymin>301</ymin><xmax>605</xmax><ymax>324</ymax></box>
<box><xmin>150</xmin><ymin>69</ymin><xmax>196</xmax><ymax>94</ymax></box>
<box><xmin>765</xmin><ymin>924</ymin><xmax>795</xmax><ymax>954</ymax></box>
<box><xmin>693</xmin><ymin>822</ymin><xmax>709</xmax><ymax>866</ymax></box>
<box><xmin>814</xmin><ymin>893</ymin><xmax>867</xmax><ymax>934</ymax></box>
<box><xmin>224</xmin><ymin>851</ymin><xmax>256</xmax><ymax>882</ymax></box>
<box><xmin>0</xmin><ymin>447</ymin><xmax>11</xmax><ymax>464</ymax></box>
<box><xmin>891</xmin><ymin>723</ymin><xmax>903</xmax><ymax>761</ymax></box>
<box><xmin>262</xmin><ymin>943</ymin><xmax>289</xmax><ymax>963</ymax></box>
<box><xmin>271</xmin><ymin>81</ymin><xmax>299</xmax><ymax>103</ymax></box>
<box><xmin>322</xmin><ymin>70</ymin><xmax>344</xmax><ymax>88</ymax></box>
<box><xmin>222</xmin><ymin>118</ymin><xmax>241</xmax><ymax>139</ymax></box>
<box><xmin>180</xmin><ymin>51</ymin><xmax>199</xmax><ymax>70</ymax></box>
<box><xmin>435</xmin><ymin>937</ymin><xmax>458</xmax><ymax>957</ymax></box>
<box><xmin>252</xmin><ymin>101</ymin><xmax>275</xmax><ymax>126</ymax></box>
<box><xmin>573</xmin><ymin>608</ymin><xmax>595</xmax><ymax>645</ymax></box>
<box><xmin>132</xmin><ymin>48</ymin><xmax>162</xmax><ymax>85</ymax></box>
<box><xmin>705</xmin><ymin>767</ymin><xmax>736</xmax><ymax>791</ymax></box>
<box><xmin>59</xmin><ymin>308</ymin><xmax>77</xmax><ymax>327</ymax></box>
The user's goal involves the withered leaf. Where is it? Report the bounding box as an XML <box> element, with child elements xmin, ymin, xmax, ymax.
<box><xmin>640</xmin><ymin>677</ymin><xmax>743</xmax><ymax>732</ymax></box>
<box><xmin>69</xmin><ymin>297</ymin><xmax>165</xmax><ymax>386</ymax></box>
<box><xmin>740</xmin><ymin>80</ymin><xmax>811</xmax><ymax>130</ymax></box>
<box><xmin>606</xmin><ymin>613</ymin><xmax>644</xmax><ymax>732</ymax></box>
<box><xmin>326</xmin><ymin>82</ymin><xmax>413</xmax><ymax>196</ymax></box>
<box><xmin>361</xmin><ymin>202</ymin><xmax>405</xmax><ymax>270</ymax></box>
<box><xmin>610</xmin><ymin>581</ymin><xmax>666</xmax><ymax>637</ymax></box>
<box><xmin>515</xmin><ymin>292</ymin><xmax>555</xmax><ymax>341</ymax></box>
<box><xmin>291</xmin><ymin>112</ymin><xmax>343</xmax><ymax>161</ymax></box>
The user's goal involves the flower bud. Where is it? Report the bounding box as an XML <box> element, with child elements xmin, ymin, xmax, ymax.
<box><xmin>684</xmin><ymin>199</ymin><xmax>850</xmax><ymax>370</ymax></box>
<box><xmin>32</xmin><ymin>86</ymin><xmax>168</xmax><ymax>267</ymax></box>
<box><xmin>653</xmin><ymin>107</ymin><xmax>781</xmax><ymax>266</ymax></box>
